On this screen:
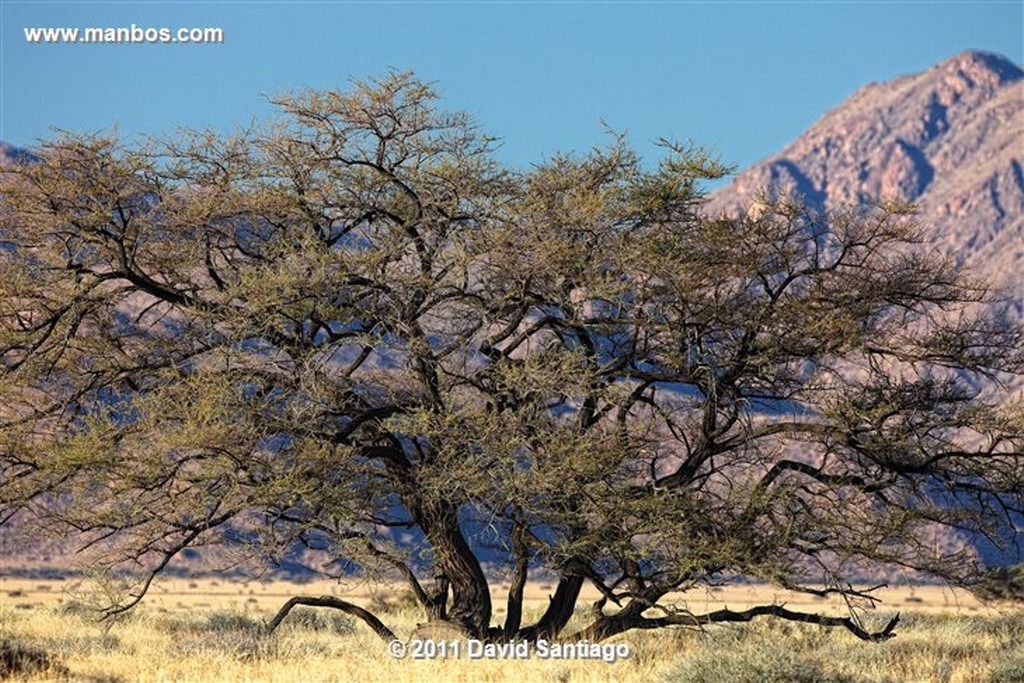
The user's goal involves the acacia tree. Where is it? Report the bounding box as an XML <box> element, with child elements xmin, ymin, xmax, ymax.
<box><xmin>1</xmin><ymin>73</ymin><xmax>1022</xmax><ymax>644</ymax></box>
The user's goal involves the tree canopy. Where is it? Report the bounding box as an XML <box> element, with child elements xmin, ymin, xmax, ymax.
<box><xmin>1</xmin><ymin>72</ymin><xmax>1022</xmax><ymax>644</ymax></box>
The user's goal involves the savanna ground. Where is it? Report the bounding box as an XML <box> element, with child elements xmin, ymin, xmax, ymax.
<box><xmin>1</xmin><ymin>576</ymin><xmax>1022</xmax><ymax>682</ymax></box>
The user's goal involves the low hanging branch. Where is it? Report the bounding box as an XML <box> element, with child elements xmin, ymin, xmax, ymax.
<box><xmin>266</xmin><ymin>596</ymin><xmax>397</xmax><ymax>643</ymax></box>
<box><xmin>630</xmin><ymin>604</ymin><xmax>901</xmax><ymax>642</ymax></box>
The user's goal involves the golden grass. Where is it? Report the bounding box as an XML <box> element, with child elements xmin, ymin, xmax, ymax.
<box><xmin>1</xmin><ymin>577</ymin><xmax>1021</xmax><ymax>682</ymax></box>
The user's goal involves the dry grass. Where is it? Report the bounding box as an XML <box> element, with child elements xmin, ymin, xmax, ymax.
<box><xmin>1</xmin><ymin>577</ymin><xmax>1021</xmax><ymax>682</ymax></box>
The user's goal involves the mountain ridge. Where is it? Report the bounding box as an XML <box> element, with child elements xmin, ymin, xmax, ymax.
<box><xmin>707</xmin><ymin>50</ymin><xmax>1023</xmax><ymax>321</ymax></box>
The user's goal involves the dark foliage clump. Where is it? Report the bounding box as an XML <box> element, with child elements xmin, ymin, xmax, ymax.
<box><xmin>973</xmin><ymin>564</ymin><xmax>1024</xmax><ymax>603</ymax></box>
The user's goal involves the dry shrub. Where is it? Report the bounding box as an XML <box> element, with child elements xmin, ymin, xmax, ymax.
<box><xmin>989</xmin><ymin>651</ymin><xmax>1024</xmax><ymax>683</ymax></box>
<box><xmin>274</xmin><ymin>606</ymin><xmax>355</xmax><ymax>635</ymax></box>
<box><xmin>0</xmin><ymin>639</ymin><xmax>69</xmax><ymax>679</ymax></box>
<box><xmin>368</xmin><ymin>588</ymin><xmax>419</xmax><ymax>615</ymax></box>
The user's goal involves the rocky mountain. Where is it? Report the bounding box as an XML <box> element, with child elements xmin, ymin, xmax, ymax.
<box><xmin>707</xmin><ymin>50</ymin><xmax>1023</xmax><ymax>316</ymax></box>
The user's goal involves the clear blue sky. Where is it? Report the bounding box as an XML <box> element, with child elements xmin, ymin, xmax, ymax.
<box><xmin>2</xmin><ymin>1</ymin><xmax>1022</xmax><ymax>176</ymax></box>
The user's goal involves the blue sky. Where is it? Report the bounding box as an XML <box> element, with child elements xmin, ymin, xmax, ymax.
<box><xmin>2</xmin><ymin>1</ymin><xmax>1022</xmax><ymax>176</ymax></box>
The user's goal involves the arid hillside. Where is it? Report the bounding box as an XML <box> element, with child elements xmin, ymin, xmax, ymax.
<box><xmin>707</xmin><ymin>50</ymin><xmax>1022</xmax><ymax>317</ymax></box>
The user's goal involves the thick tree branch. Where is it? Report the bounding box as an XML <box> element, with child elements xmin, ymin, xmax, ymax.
<box><xmin>266</xmin><ymin>595</ymin><xmax>396</xmax><ymax>642</ymax></box>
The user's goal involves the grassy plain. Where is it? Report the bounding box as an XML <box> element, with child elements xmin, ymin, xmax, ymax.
<box><xmin>1</xmin><ymin>576</ymin><xmax>1022</xmax><ymax>682</ymax></box>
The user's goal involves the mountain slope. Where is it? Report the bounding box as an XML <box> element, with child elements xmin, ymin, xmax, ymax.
<box><xmin>707</xmin><ymin>50</ymin><xmax>1023</xmax><ymax>315</ymax></box>
<box><xmin>0</xmin><ymin>142</ymin><xmax>34</xmax><ymax>167</ymax></box>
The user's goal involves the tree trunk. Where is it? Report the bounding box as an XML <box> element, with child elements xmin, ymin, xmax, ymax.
<box><xmin>517</xmin><ymin>574</ymin><xmax>584</xmax><ymax>640</ymax></box>
<box><xmin>576</xmin><ymin>612</ymin><xmax>634</xmax><ymax>642</ymax></box>
<box><xmin>426</xmin><ymin>575</ymin><xmax>449</xmax><ymax>622</ymax></box>
<box><xmin>415</xmin><ymin>499</ymin><xmax>492</xmax><ymax>638</ymax></box>
<box><xmin>503</xmin><ymin>527</ymin><xmax>529</xmax><ymax>639</ymax></box>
